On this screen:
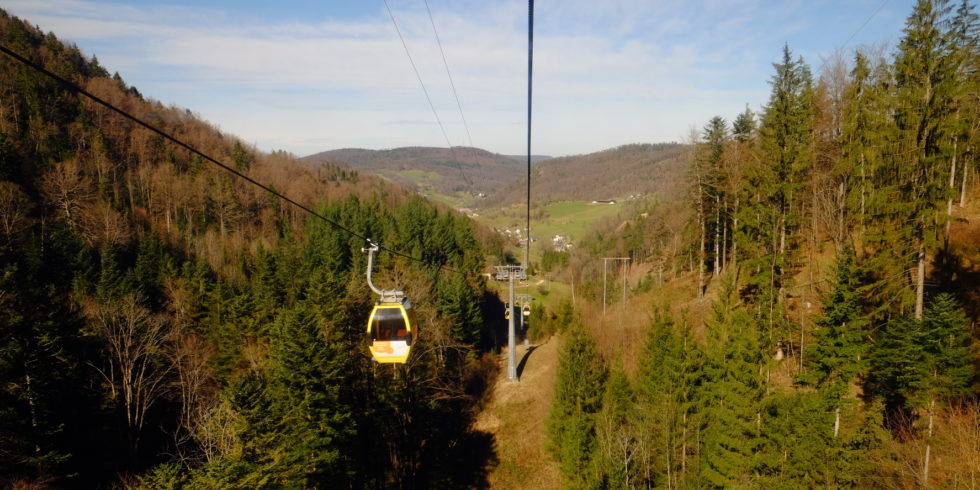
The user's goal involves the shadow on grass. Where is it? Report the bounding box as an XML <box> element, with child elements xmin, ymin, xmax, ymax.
<box><xmin>516</xmin><ymin>338</ymin><xmax>548</xmax><ymax>379</ymax></box>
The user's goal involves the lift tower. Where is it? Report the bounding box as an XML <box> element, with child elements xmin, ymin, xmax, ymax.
<box><xmin>496</xmin><ymin>265</ymin><xmax>526</xmax><ymax>381</ymax></box>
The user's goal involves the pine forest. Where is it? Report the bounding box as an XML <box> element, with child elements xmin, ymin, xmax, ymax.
<box><xmin>1</xmin><ymin>1</ymin><xmax>980</xmax><ymax>488</ymax></box>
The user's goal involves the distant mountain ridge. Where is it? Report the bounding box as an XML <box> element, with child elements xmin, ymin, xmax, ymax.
<box><xmin>479</xmin><ymin>143</ymin><xmax>687</xmax><ymax>209</ymax></box>
<box><xmin>504</xmin><ymin>154</ymin><xmax>552</xmax><ymax>164</ymax></box>
<box><xmin>305</xmin><ymin>144</ymin><xmax>686</xmax><ymax>211</ymax></box>
<box><xmin>304</xmin><ymin>146</ymin><xmax>545</xmax><ymax>196</ymax></box>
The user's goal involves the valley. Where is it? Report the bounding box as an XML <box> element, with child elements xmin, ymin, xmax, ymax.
<box><xmin>2</xmin><ymin>1</ymin><xmax>980</xmax><ymax>489</ymax></box>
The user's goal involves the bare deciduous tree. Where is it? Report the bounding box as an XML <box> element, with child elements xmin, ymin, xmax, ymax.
<box><xmin>78</xmin><ymin>200</ymin><xmax>131</xmax><ymax>247</ymax></box>
<box><xmin>167</xmin><ymin>327</ymin><xmax>219</xmax><ymax>461</ymax></box>
<box><xmin>87</xmin><ymin>294</ymin><xmax>171</xmax><ymax>452</ymax></box>
<box><xmin>39</xmin><ymin>159</ymin><xmax>93</xmax><ymax>228</ymax></box>
<box><xmin>0</xmin><ymin>181</ymin><xmax>33</xmax><ymax>245</ymax></box>
<box><xmin>597</xmin><ymin>410</ymin><xmax>642</xmax><ymax>488</ymax></box>
<box><xmin>195</xmin><ymin>398</ymin><xmax>240</xmax><ymax>464</ymax></box>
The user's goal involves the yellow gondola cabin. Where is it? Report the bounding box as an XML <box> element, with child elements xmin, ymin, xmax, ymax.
<box><xmin>366</xmin><ymin>300</ymin><xmax>415</xmax><ymax>364</ymax></box>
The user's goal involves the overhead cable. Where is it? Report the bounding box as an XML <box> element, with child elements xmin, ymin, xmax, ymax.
<box><xmin>525</xmin><ymin>0</ymin><xmax>534</xmax><ymax>268</ymax></box>
<box><xmin>423</xmin><ymin>0</ymin><xmax>474</xmax><ymax>148</ymax></box>
<box><xmin>383</xmin><ymin>0</ymin><xmax>472</xmax><ymax>186</ymax></box>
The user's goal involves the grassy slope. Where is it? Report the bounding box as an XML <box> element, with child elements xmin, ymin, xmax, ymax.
<box><xmin>477</xmin><ymin>336</ymin><xmax>562</xmax><ymax>489</ymax></box>
<box><xmin>478</xmin><ymin>184</ymin><xmax>980</xmax><ymax>488</ymax></box>
<box><xmin>478</xmin><ymin>200</ymin><xmax>625</xmax><ymax>262</ymax></box>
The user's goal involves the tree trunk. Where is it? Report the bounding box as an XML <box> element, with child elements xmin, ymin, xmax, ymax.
<box><xmin>25</xmin><ymin>371</ymin><xmax>40</xmax><ymax>454</ymax></box>
<box><xmin>860</xmin><ymin>153</ymin><xmax>866</xmax><ymax>239</ymax></box>
<box><xmin>714</xmin><ymin>195</ymin><xmax>721</xmax><ymax>274</ymax></box>
<box><xmin>681</xmin><ymin>411</ymin><xmax>687</xmax><ymax>474</ymax></box>
<box><xmin>731</xmin><ymin>197</ymin><xmax>739</xmax><ymax>268</ymax></box>
<box><xmin>946</xmin><ymin>142</ymin><xmax>957</xmax><ymax>240</ymax></box>
<box><xmin>571</xmin><ymin>270</ymin><xmax>576</xmax><ymax>305</ymax></box>
<box><xmin>915</xmin><ymin>243</ymin><xmax>925</xmax><ymax>320</ymax></box>
<box><xmin>721</xmin><ymin>197</ymin><xmax>728</xmax><ymax>272</ymax></box>
<box><xmin>833</xmin><ymin>406</ymin><xmax>840</xmax><ymax>439</ymax></box>
<box><xmin>960</xmin><ymin>153</ymin><xmax>969</xmax><ymax>207</ymax></box>
<box><xmin>698</xmin><ymin>200</ymin><xmax>705</xmax><ymax>298</ymax></box>
<box><xmin>799</xmin><ymin>305</ymin><xmax>806</xmax><ymax>374</ymax></box>
<box><xmin>923</xmin><ymin>398</ymin><xmax>935</xmax><ymax>486</ymax></box>
<box><xmin>779</xmin><ymin>213</ymin><xmax>787</xmax><ymax>255</ymax></box>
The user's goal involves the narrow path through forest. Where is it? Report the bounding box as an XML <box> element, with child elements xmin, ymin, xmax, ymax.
<box><xmin>476</xmin><ymin>335</ymin><xmax>562</xmax><ymax>488</ymax></box>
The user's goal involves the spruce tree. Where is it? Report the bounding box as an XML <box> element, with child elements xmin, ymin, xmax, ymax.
<box><xmin>698</xmin><ymin>277</ymin><xmax>765</xmax><ymax>487</ymax></box>
<box><xmin>634</xmin><ymin>311</ymin><xmax>683</xmax><ymax>486</ymax></box>
<box><xmin>871</xmin><ymin>0</ymin><xmax>963</xmax><ymax>319</ymax></box>
<box><xmin>869</xmin><ymin>293</ymin><xmax>973</xmax><ymax>483</ymax></box>
<box><xmin>215</xmin><ymin>307</ymin><xmax>357</xmax><ymax>487</ymax></box>
<box><xmin>915</xmin><ymin>293</ymin><xmax>974</xmax><ymax>484</ymax></box>
<box><xmin>436</xmin><ymin>271</ymin><xmax>484</xmax><ymax>347</ymax></box>
<box><xmin>737</xmin><ymin>44</ymin><xmax>814</xmax><ymax>342</ymax></box>
<box><xmin>917</xmin><ymin>293</ymin><xmax>974</xmax><ymax>402</ymax></box>
<box><xmin>757</xmin><ymin>392</ymin><xmax>833</xmax><ymax>486</ymax></box>
<box><xmin>596</xmin><ymin>366</ymin><xmax>639</xmax><ymax>489</ymax></box>
<box><xmin>732</xmin><ymin>106</ymin><xmax>756</xmax><ymax>143</ymax></box>
<box><xmin>801</xmin><ymin>247</ymin><xmax>869</xmax><ymax>435</ymax></box>
<box><xmin>547</xmin><ymin>323</ymin><xmax>608</xmax><ymax>489</ymax></box>
<box><xmin>839</xmin><ymin>51</ymin><xmax>891</xmax><ymax>244</ymax></box>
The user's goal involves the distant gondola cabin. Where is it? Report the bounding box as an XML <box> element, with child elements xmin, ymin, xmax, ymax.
<box><xmin>367</xmin><ymin>301</ymin><xmax>414</xmax><ymax>364</ymax></box>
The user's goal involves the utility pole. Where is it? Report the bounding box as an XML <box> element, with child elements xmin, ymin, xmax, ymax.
<box><xmin>496</xmin><ymin>265</ymin><xmax>526</xmax><ymax>381</ymax></box>
<box><xmin>603</xmin><ymin>259</ymin><xmax>608</xmax><ymax>317</ymax></box>
<box><xmin>602</xmin><ymin>257</ymin><xmax>630</xmax><ymax>318</ymax></box>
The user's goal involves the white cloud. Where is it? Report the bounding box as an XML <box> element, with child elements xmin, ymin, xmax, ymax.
<box><xmin>2</xmin><ymin>0</ymin><xmax>914</xmax><ymax>156</ymax></box>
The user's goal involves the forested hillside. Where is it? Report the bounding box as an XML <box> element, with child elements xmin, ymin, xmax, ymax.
<box><xmin>0</xmin><ymin>11</ymin><xmax>501</xmax><ymax>488</ymax></box>
<box><xmin>305</xmin><ymin>146</ymin><xmax>532</xmax><ymax>200</ymax></box>
<box><xmin>479</xmin><ymin>143</ymin><xmax>686</xmax><ymax>209</ymax></box>
<box><xmin>5</xmin><ymin>0</ymin><xmax>980</xmax><ymax>488</ymax></box>
<box><xmin>539</xmin><ymin>0</ymin><xmax>980</xmax><ymax>487</ymax></box>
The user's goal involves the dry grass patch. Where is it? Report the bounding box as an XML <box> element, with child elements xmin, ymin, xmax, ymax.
<box><xmin>477</xmin><ymin>338</ymin><xmax>562</xmax><ymax>489</ymax></box>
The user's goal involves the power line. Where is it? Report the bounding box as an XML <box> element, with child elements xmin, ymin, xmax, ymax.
<box><xmin>382</xmin><ymin>0</ymin><xmax>471</xmax><ymax>186</ymax></box>
<box><xmin>0</xmin><ymin>42</ymin><xmax>461</xmax><ymax>274</ymax></box>
<box><xmin>423</xmin><ymin>0</ymin><xmax>473</xmax><ymax>148</ymax></box>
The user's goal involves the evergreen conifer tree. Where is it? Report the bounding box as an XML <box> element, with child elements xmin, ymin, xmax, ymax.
<box><xmin>215</xmin><ymin>307</ymin><xmax>357</xmax><ymax>487</ymax></box>
<box><xmin>596</xmin><ymin>366</ymin><xmax>639</xmax><ymax>488</ymax></box>
<box><xmin>634</xmin><ymin>310</ymin><xmax>684</xmax><ymax>486</ymax></box>
<box><xmin>547</xmin><ymin>323</ymin><xmax>608</xmax><ymax>489</ymax></box>
<box><xmin>698</xmin><ymin>276</ymin><xmax>765</xmax><ymax>487</ymax></box>
<box><xmin>801</xmin><ymin>247</ymin><xmax>869</xmax><ymax>434</ymax></box>
<box><xmin>737</xmin><ymin>44</ymin><xmax>814</xmax><ymax>342</ymax></box>
<box><xmin>871</xmin><ymin>0</ymin><xmax>963</xmax><ymax>318</ymax></box>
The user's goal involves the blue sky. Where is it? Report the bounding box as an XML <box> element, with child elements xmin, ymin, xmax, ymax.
<box><xmin>4</xmin><ymin>0</ymin><xmax>916</xmax><ymax>157</ymax></box>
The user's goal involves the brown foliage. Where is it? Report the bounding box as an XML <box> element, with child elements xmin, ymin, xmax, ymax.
<box><xmin>0</xmin><ymin>180</ymin><xmax>33</xmax><ymax>244</ymax></box>
<box><xmin>873</xmin><ymin>404</ymin><xmax>980</xmax><ymax>488</ymax></box>
<box><xmin>78</xmin><ymin>200</ymin><xmax>131</xmax><ymax>247</ymax></box>
<box><xmin>481</xmin><ymin>143</ymin><xmax>687</xmax><ymax>209</ymax></box>
<box><xmin>39</xmin><ymin>158</ymin><xmax>93</xmax><ymax>228</ymax></box>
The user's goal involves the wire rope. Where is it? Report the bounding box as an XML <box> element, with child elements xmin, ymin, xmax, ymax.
<box><xmin>423</xmin><ymin>0</ymin><xmax>474</xmax><ymax>148</ymax></box>
<box><xmin>382</xmin><ymin>0</ymin><xmax>471</xmax><ymax>186</ymax></box>
<box><xmin>842</xmin><ymin>0</ymin><xmax>890</xmax><ymax>50</ymax></box>
<box><xmin>525</xmin><ymin>0</ymin><xmax>534</xmax><ymax>269</ymax></box>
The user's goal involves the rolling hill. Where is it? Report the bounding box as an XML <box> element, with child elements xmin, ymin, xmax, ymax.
<box><xmin>304</xmin><ymin>146</ymin><xmax>549</xmax><ymax>204</ymax></box>
<box><xmin>478</xmin><ymin>143</ymin><xmax>687</xmax><ymax>209</ymax></box>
